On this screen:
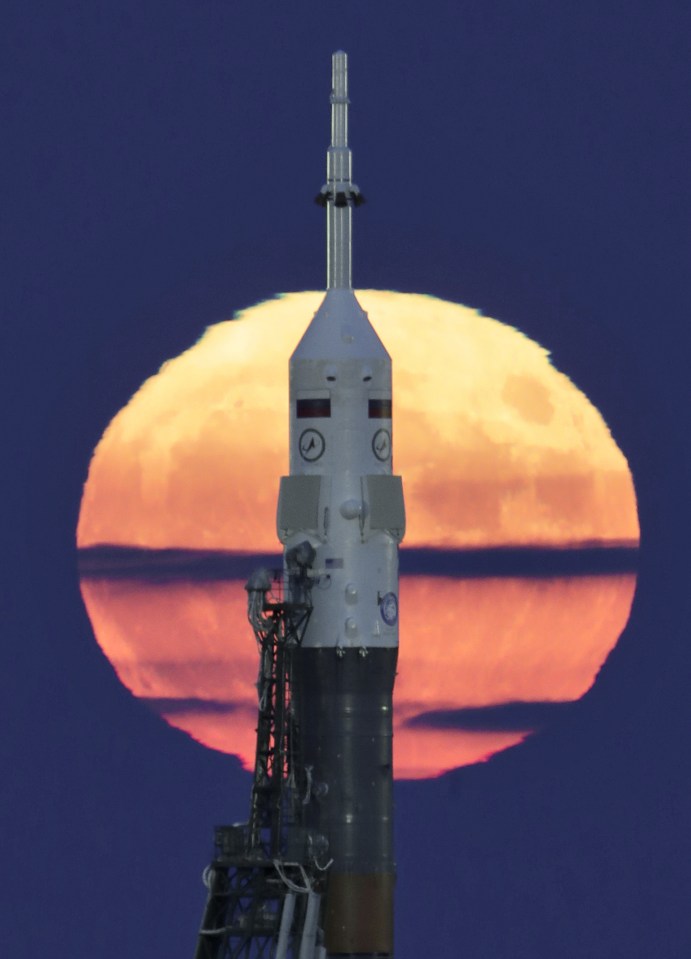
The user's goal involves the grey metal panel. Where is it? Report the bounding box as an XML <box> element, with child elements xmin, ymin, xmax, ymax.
<box><xmin>293</xmin><ymin>646</ymin><xmax>396</xmax><ymax>956</ymax></box>
<box><xmin>276</xmin><ymin>475</ymin><xmax>322</xmax><ymax>542</ymax></box>
<box><xmin>293</xmin><ymin>647</ymin><xmax>396</xmax><ymax>874</ymax></box>
<box><xmin>362</xmin><ymin>474</ymin><xmax>406</xmax><ymax>539</ymax></box>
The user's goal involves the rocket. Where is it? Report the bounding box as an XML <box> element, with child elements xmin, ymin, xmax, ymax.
<box><xmin>277</xmin><ymin>51</ymin><xmax>405</xmax><ymax>958</ymax></box>
<box><xmin>192</xmin><ymin>50</ymin><xmax>404</xmax><ymax>959</ymax></box>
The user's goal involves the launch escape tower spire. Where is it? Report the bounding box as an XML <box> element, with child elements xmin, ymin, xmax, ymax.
<box><xmin>194</xmin><ymin>51</ymin><xmax>403</xmax><ymax>959</ymax></box>
<box><xmin>316</xmin><ymin>50</ymin><xmax>363</xmax><ymax>290</ymax></box>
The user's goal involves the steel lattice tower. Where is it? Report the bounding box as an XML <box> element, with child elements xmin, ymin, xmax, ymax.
<box><xmin>194</xmin><ymin>559</ymin><xmax>330</xmax><ymax>959</ymax></box>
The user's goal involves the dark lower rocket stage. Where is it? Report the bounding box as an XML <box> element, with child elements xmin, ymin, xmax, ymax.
<box><xmin>293</xmin><ymin>647</ymin><xmax>397</xmax><ymax>958</ymax></box>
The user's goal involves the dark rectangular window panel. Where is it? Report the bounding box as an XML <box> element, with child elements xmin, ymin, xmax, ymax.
<box><xmin>369</xmin><ymin>398</ymin><xmax>392</xmax><ymax>418</ymax></box>
<box><xmin>297</xmin><ymin>398</ymin><xmax>331</xmax><ymax>418</ymax></box>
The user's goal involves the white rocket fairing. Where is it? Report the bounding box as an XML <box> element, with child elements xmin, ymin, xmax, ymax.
<box><xmin>278</xmin><ymin>286</ymin><xmax>405</xmax><ymax>648</ymax></box>
<box><xmin>277</xmin><ymin>52</ymin><xmax>405</xmax><ymax>958</ymax></box>
<box><xmin>277</xmin><ymin>51</ymin><xmax>405</xmax><ymax>654</ymax></box>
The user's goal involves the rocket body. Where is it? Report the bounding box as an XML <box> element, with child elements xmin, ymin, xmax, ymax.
<box><xmin>276</xmin><ymin>53</ymin><xmax>404</xmax><ymax>958</ymax></box>
<box><xmin>280</xmin><ymin>287</ymin><xmax>404</xmax><ymax>652</ymax></box>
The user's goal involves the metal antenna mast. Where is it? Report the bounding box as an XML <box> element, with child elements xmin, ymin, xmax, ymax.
<box><xmin>316</xmin><ymin>51</ymin><xmax>363</xmax><ymax>290</ymax></box>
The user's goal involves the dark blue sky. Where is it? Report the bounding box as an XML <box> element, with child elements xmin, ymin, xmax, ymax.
<box><xmin>4</xmin><ymin>2</ymin><xmax>691</xmax><ymax>956</ymax></box>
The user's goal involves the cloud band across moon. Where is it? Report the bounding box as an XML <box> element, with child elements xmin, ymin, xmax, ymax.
<box><xmin>78</xmin><ymin>544</ymin><xmax>639</xmax><ymax>580</ymax></box>
<box><xmin>141</xmin><ymin>694</ymin><xmax>576</xmax><ymax>730</ymax></box>
<box><xmin>404</xmin><ymin>700</ymin><xmax>577</xmax><ymax>732</ymax></box>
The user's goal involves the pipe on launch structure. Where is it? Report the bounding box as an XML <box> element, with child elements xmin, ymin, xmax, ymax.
<box><xmin>279</xmin><ymin>51</ymin><xmax>405</xmax><ymax>958</ymax></box>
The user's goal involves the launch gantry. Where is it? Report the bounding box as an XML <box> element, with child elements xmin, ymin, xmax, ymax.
<box><xmin>194</xmin><ymin>551</ymin><xmax>331</xmax><ymax>959</ymax></box>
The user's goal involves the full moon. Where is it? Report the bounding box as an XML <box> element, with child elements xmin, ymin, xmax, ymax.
<box><xmin>78</xmin><ymin>291</ymin><xmax>639</xmax><ymax>778</ymax></box>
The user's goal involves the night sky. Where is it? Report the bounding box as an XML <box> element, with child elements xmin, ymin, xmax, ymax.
<box><xmin>4</xmin><ymin>3</ymin><xmax>691</xmax><ymax>957</ymax></box>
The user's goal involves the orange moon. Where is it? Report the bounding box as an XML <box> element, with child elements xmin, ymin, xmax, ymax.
<box><xmin>77</xmin><ymin>291</ymin><xmax>639</xmax><ymax>778</ymax></box>
<box><xmin>78</xmin><ymin>291</ymin><xmax>638</xmax><ymax>551</ymax></box>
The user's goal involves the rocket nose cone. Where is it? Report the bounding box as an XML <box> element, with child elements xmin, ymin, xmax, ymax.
<box><xmin>291</xmin><ymin>289</ymin><xmax>390</xmax><ymax>362</ymax></box>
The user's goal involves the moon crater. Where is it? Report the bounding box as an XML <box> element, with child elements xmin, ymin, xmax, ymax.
<box><xmin>502</xmin><ymin>373</ymin><xmax>555</xmax><ymax>425</ymax></box>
